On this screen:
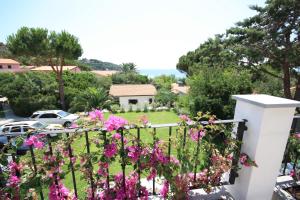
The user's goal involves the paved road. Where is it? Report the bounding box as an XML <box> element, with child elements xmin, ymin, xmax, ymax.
<box><xmin>0</xmin><ymin>103</ymin><xmax>26</xmax><ymax>125</ymax></box>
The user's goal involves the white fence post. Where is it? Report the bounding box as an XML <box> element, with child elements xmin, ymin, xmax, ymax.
<box><xmin>227</xmin><ymin>94</ymin><xmax>300</xmax><ymax>200</ymax></box>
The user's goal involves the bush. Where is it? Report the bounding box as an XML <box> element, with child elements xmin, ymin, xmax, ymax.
<box><xmin>128</xmin><ymin>105</ymin><xmax>133</xmax><ymax>112</ymax></box>
<box><xmin>188</xmin><ymin>67</ymin><xmax>253</xmax><ymax>119</ymax></box>
<box><xmin>136</xmin><ymin>107</ymin><xmax>141</xmax><ymax>112</ymax></box>
<box><xmin>143</xmin><ymin>104</ymin><xmax>148</xmax><ymax>112</ymax></box>
<box><xmin>110</xmin><ymin>104</ymin><xmax>120</xmax><ymax>114</ymax></box>
<box><xmin>120</xmin><ymin>107</ymin><xmax>125</xmax><ymax>113</ymax></box>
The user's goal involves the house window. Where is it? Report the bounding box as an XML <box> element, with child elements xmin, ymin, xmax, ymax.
<box><xmin>0</xmin><ymin>65</ymin><xmax>2</xmax><ymax>69</ymax></box>
<box><xmin>149</xmin><ymin>98</ymin><xmax>153</xmax><ymax>104</ymax></box>
<box><xmin>128</xmin><ymin>99</ymin><xmax>138</xmax><ymax>104</ymax></box>
<box><xmin>8</xmin><ymin>65</ymin><xmax>12</xmax><ymax>69</ymax></box>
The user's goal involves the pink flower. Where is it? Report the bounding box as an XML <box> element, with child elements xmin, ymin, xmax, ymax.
<box><xmin>139</xmin><ymin>115</ymin><xmax>149</xmax><ymax>125</ymax></box>
<box><xmin>104</xmin><ymin>116</ymin><xmax>128</xmax><ymax>132</ymax></box>
<box><xmin>104</xmin><ymin>143</ymin><xmax>118</xmax><ymax>158</ymax></box>
<box><xmin>112</xmin><ymin>133</ymin><xmax>121</xmax><ymax>140</ymax></box>
<box><xmin>114</xmin><ymin>172</ymin><xmax>123</xmax><ymax>183</ymax></box>
<box><xmin>6</xmin><ymin>175</ymin><xmax>20</xmax><ymax>187</ymax></box>
<box><xmin>290</xmin><ymin>170</ymin><xmax>295</xmax><ymax>177</ymax></box>
<box><xmin>179</xmin><ymin>114</ymin><xmax>191</xmax><ymax>122</ymax></box>
<box><xmin>294</xmin><ymin>133</ymin><xmax>300</xmax><ymax>139</ymax></box>
<box><xmin>190</xmin><ymin>128</ymin><xmax>205</xmax><ymax>141</ymax></box>
<box><xmin>97</xmin><ymin>162</ymin><xmax>109</xmax><ymax>176</ymax></box>
<box><xmin>24</xmin><ymin>135</ymin><xmax>44</xmax><ymax>149</ymax></box>
<box><xmin>70</xmin><ymin>123</ymin><xmax>79</xmax><ymax>128</ymax></box>
<box><xmin>127</xmin><ymin>145</ymin><xmax>140</xmax><ymax>162</ymax></box>
<box><xmin>49</xmin><ymin>182</ymin><xmax>76</xmax><ymax>200</ymax></box>
<box><xmin>170</xmin><ymin>156</ymin><xmax>180</xmax><ymax>165</ymax></box>
<box><xmin>160</xmin><ymin>180</ymin><xmax>169</xmax><ymax>199</ymax></box>
<box><xmin>147</xmin><ymin>168</ymin><xmax>157</xmax><ymax>180</ymax></box>
<box><xmin>89</xmin><ymin>109</ymin><xmax>104</xmax><ymax>121</ymax></box>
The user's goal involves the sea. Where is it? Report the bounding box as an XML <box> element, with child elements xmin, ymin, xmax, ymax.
<box><xmin>138</xmin><ymin>69</ymin><xmax>186</xmax><ymax>78</ymax></box>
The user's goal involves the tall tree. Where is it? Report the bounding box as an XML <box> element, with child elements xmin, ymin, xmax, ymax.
<box><xmin>226</xmin><ymin>0</ymin><xmax>300</xmax><ymax>99</ymax></box>
<box><xmin>7</xmin><ymin>27</ymin><xmax>82</xmax><ymax>109</ymax></box>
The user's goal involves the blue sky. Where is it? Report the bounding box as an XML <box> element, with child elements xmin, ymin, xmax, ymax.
<box><xmin>0</xmin><ymin>0</ymin><xmax>265</xmax><ymax>69</ymax></box>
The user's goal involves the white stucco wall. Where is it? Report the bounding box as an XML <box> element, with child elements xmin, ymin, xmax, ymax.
<box><xmin>119</xmin><ymin>96</ymin><xmax>154</xmax><ymax>110</ymax></box>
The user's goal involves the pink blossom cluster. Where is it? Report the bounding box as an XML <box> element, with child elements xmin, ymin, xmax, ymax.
<box><xmin>160</xmin><ymin>180</ymin><xmax>169</xmax><ymax>199</ymax></box>
<box><xmin>89</xmin><ymin>109</ymin><xmax>104</xmax><ymax>121</ymax></box>
<box><xmin>97</xmin><ymin>161</ymin><xmax>109</xmax><ymax>177</ymax></box>
<box><xmin>6</xmin><ymin>161</ymin><xmax>21</xmax><ymax>196</ymax></box>
<box><xmin>189</xmin><ymin>128</ymin><xmax>206</xmax><ymax>141</ymax></box>
<box><xmin>24</xmin><ymin>135</ymin><xmax>44</xmax><ymax>149</ymax></box>
<box><xmin>239</xmin><ymin>153</ymin><xmax>257</xmax><ymax>167</ymax></box>
<box><xmin>179</xmin><ymin>114</ymin><xmax>191</xmax><ymax>122</ymax></box>
<box><xmin>126</xmin><ymin>145</ymin><xmax>141</xmax><ymax>162</ymax></box>
<box><xmin>139</xmin><ymin>115</ymin><xmax>149</xmax><ymax>126</ymax></box>
<box><xmin>104</xmin><ymin>115</ymin><xmax>128</xmax><ymax>132</ymax></box>
<box><xmin>49</xmin><ymin>182</ymin><xmax>77</xmax><ymax>200</ymax></box>
<box><xmin>104</xmin><ymin>142</ymin><xmax>118</xmax><ymax>158</ymax></box>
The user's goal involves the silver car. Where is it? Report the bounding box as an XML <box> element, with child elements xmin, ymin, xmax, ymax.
<box><xmin>30</xmin><ymin>110</ymin><xmax>79</xmax><ymax>127</ymax></box>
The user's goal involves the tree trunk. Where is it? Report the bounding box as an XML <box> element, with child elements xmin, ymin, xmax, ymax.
<box><xmin>57</xmin><ymin>73</ymin><xmax>66</xmax><ymax>110</ymax></box>
<box><xmin>282</xmin><ymin>63</ymin><xmax>292</xmax><ymax>99</ymax></box>
<box><xmin>294</xmin><ymin>76</ymin><xmax>300</xmax><ymax>101</ymax></box>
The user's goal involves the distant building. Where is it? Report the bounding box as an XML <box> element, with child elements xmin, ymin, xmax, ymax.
<box><xmin>0</xmin><ymin>59</ymin><xmax>25</xmax><ymax>73</ymax></box>
<box><xmin>30</xmin><ymin>66</ymin><xmax>81</xmax><ymax>73</ymax></box>
<box><xmin>92</xmin><ymin>70</ymin><xmax>119</xmax><ymax>77</ymax></box>
<box><xmin>171</xmin><ymin>83</ymin><xmax>189</xmax><ymax>95</ymax></box>
<box><xmin>109</xmin><ymin>84</ymin><xmax>157</xmax><ymax>110</ymax></box>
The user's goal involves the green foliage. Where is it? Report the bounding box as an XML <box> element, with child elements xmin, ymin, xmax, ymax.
<box><xmin>110</xmin><ymin>104</ymin><xmax>121</xmax><ymax>114</ymax></box>
<box><xmin>128</xmin><ymin>105</ymin><xmax>133</xmax><ymax>112</ymax></box>
<box><xmin>69</xmin><ymin>87</ymin><xmax>111</xmax><ymax>113</ymax></box>
<box><xmin>0</xmin><ymin>72</ymin><xmax>58</xmax><ymax>116</ymax></box>
<box><xmin>120</xmin><ymin>63</ymin><xmax>137</xmax><ymax>73</ymax></box>
<box><xmin>80</xmin><ymin>58</ymin><xmax>121</xmax><ymax>70</ymax></box>
<box><xmin>111</xmin><ymin>72</ymin><xmax>149</xmax><ymax>84</ymax></box>
<box><xmin>143</xmin><ymin>104</ymin><xmax>148</xmax><ymax>112</ymax></box>
<box><xmin>152</xmin><ymin>75</ymin><xmax>177</xmax><ymax>90</ymax></box>
<box><xmin>136</xmin><ymin>107</ymin><xmax>141</xmax><ymax>112</ymax></box>
<box><xmin>188</xmin><ymin>67</ymin><xmax>253</xmax><ymax>119</ymax></box>
<box><xmin>0</xmin><ymin>72</ymin><xmax>111</xmax><ymax>116</ymax></box>
<box><xmin>155</xmin><ymin>88</ymin><xmax>177</xmax><ymax>106</ymax></box>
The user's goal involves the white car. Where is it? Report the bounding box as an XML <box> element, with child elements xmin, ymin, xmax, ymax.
<box><xmin>30</xmin><ymin>110</ymin><xmax>79</xmax><ymax>127</ymax></box>
<box><xmin>0</xmin><ymin>121</ymin><xmax>61</xmax><ymax>154</ymax></box>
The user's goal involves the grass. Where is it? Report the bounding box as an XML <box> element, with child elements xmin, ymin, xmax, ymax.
<box><xmin>25</xmin><ymin>111</ymin><xmax>182</xmax><ymax>199</ymax></box>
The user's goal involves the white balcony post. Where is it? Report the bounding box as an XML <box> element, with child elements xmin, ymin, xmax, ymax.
<box><xmin>227</xmin><ymin>94</ymin><xmax>300</xmax><ymax>200</ymax></box>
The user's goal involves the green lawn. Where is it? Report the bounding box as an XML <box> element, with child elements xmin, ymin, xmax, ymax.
<box><xmin>27</xmin><ymin>111</ymin><xmax>182</xmax><ymax>199</ymax></box>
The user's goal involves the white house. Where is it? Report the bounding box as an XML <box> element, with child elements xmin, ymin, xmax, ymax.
<box><xmin>109</xmin><ymin>84</ymin><xmax>157</xmax><ymax>110</ymax></box>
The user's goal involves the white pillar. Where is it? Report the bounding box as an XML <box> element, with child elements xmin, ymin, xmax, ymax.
<box><xmin>227</xmin><ymin>94</ymin><xmax>300</xmax><ymax>200</ymax></box>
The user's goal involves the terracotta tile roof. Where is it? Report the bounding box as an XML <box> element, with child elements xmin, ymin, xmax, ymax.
<box><xmin>0</xmin><ymin>59</ymin><xmax>19</xmax><ymax>64</ymax></box>
<box><xmin>92</xmin><ymin>70</ymin><xmax>119</xmax><ymax>76</ymax></box>
<box><xmin>30</xmin><ymin>66</ymin><xmax>79</xmax><ymax>71</ymax></box>
<box><xmin>109</xmin><ymin>84</ymin><xmax>157</xmax><ymax>97</ymax></box>
<box><xmin>171</xmin><ymin>83</ymin><xmax>189</xmax><ymax>94</ymax></box>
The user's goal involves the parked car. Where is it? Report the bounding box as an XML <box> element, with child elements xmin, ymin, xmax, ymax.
<box><xmin>30</xmin><ymin>110</ymin><xmax>79</xmax><ymax>127</ymax></box>
<box><xmin>0</xmin><ymin>121</ymin><xmax>61</xmax><ymax>155</ymax></box>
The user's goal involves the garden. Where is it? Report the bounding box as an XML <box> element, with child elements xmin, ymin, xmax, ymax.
<box><xmin>0</xmin><ymin>109</ymin><xmax>258</xmax><ymax>200</ymax></box>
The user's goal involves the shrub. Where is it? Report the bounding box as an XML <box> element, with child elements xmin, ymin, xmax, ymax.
<box><xmin>110</xmin><ymin>104</ymin><xmax>120</xmax><ymax>114</ymax></box>
<box><xmin>143</xmin><ymin>104</ymin><xmax>148</xmax><ymax>112</ymax></box>
<box><xmin>120</xmin><ymin>107</ymin><xmax>125</xmax><ymax>113</ymax></box>
<box><xmin>136</xmin><ymin>107</ymin><xmax>141</xmax><ymax>112</ymax></box>
<box><xmin>128</xmin><ymin>105</ymin><xmax>133</xmax><ymax>112</ymax></box>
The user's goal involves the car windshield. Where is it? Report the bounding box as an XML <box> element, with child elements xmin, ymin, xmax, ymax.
<box><xmin>58</xmin><ymin>111</ymin><xmax>70</xmax><ymax>117</ymax></box>
<box><xmin>30</xmin><ymin>114</ymin><xmax>39</xmax><ymax>118</ymax></box>
<box><xmin>32</xmin><ymin>122</ymin><xmax>47</xmax><ymax>129</ymax></box>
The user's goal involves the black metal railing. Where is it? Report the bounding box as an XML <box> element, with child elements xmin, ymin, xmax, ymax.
<box><xmin>0</xmin><ymin>119</ymin><xmax>247</xmax><ymax>199</ymax></box>
<box><xmin>281</xmin><ymin>115</ymin><xmax>300</xmax><ymax>175</ymax></box>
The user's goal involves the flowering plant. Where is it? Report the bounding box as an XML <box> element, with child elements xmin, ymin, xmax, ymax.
<box><xmin>239</xmin><ymin>153</ymin><xmax>258</xmax><ymax>167</ymax></box>
<box><xmin>0</xmin><ymin>110</ymin><xmax>257</xmax><ymax>200</ymax></box>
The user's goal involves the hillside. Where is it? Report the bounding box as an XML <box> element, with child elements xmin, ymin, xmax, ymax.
<box><xmin>80</xmin><ymin>58</ymin><xmax>121</xmax><ymax>71</ymax></box>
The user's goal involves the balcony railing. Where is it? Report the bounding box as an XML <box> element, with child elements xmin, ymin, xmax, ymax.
<box><xmin>0</xmin><ymin>119</ymin><xmax>247</xmax><ymax>199</ymax></box>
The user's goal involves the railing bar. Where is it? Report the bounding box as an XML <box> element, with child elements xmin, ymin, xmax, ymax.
<box><xmin>84</xmin><ymin>131</ymin><xmax>94</xmax><ymax>199</ymax></box>
<box><xmin>183</xmin><ymin>127</ymin><xmax>187</xmax><ymax>148</ymax></box>
<box><xmin>229</xmin><ymin>120</ymin><xmax>247</xmax><ymax>184</ymax></box>
<box><xmin>120</xmin><ymin>129</ymin><xmax>127</xmax><ymax>197</ymax></box>
<box><xmin>193</xmin><ymin>130</ymin><xmax>201</xmax><ymax>182</ymax></box>
<box><xmin>26</xmin><ymin>133</ymin><xmax>44</xmax><ymax>200</ymax></box>
<box><xmin>168</xmin><ymin>126</ymin><xmax>172</xmax><ymax>157</ymax></box>
<box><xmin>137</xmin><ymin>128</ymin><xmax>141</xmax><ymax>197</ymax></box>
<box><xmin>103</xmin><ymin>131</ymin><xmax>110</xmax><ymax>189</ymax></box>
<box><xmin>66</xmin><ymin>133</ymin><xmax>78</xmax><ymax>198</ymax></box>
<box><xmin>293</xmin><ymin>153</ymin><xmax>299</xmax><ymax>171</ymax></box>
<box><xmin>0</xmin><ymin>119</ymin><xmax>246</xmax><ymax>137</ymax></box>
<box><xmin>152</xmin><ymin>127</ymin><xmax>156</xmax><ymax>195</ymax></box>
<box><xmin>48</xmin><ymin>134</ymin><xmax>62</xmax><ymax>198</ymax></box>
